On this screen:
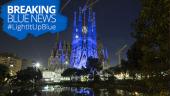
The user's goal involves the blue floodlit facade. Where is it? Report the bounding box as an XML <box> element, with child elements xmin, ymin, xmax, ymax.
<box><xmin>49</xmin><ymin>8</ymin><xmax>109</xmax><ymax>71</ymax></box>
<box><xmin>70</xmin><ymin>8</ymin><xmax>98</xmax><ymax>69</ymax></box>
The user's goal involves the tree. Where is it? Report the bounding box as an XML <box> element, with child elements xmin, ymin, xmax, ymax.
<box><xmin>11</xmin><ymin>67</ymin><xmax>42</xmax><ymax>86</ymax></box>
<box><xmin>108</xmin><ymin>60</ymin><xmax>129</xmax><ymax>80</ymax></box>
<box><xmin>86</xmin><ymin>57</ymin><xmax>102</xmax><ymax>81</ymax></box>
<box><xmin>127</xmin><ymin>0</ymin><xmax>170</xmax><ymax>90</ymax></box>
<box><xmin>17</xmin><ymin>67</ymin><xmax>42</xmax><ymax>82</ymax></box>
<box><xmin>75</xmin><ymin>68</ymin><xmax>89</xmax><ymax>77</ymax></box>
<box><xmin>61</xmin><ymin>68</ymin><xmax>78</xmax><ymax>80</ymax></box>
<box><xmin>120</xmin><ymin>59</ymin><xmax>129</xmax><ymax>79</ymax></box>
<box><xmin>126</xmin><ymin>42</ymin><xmax>143</xmax><ymax>79</ymax></box>
<box><xmin>0</xmin><ymin>64</ymin><xmax>9</xmax><ymax>86</ymax></box>
<box><xmin>86</xmin><ymin>57</ymin><xmax>102</xmax><ymax>71</ymax></box>
<box><xmin>124</xmin><ymin>0</ymin><xmax>170</xmax><ymax>78</ymax></box>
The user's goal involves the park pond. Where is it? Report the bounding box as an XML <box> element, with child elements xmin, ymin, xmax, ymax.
<box><xmin>2</xmin><ymin>85</ymin><xmax>168</xmax><ymax>96</ymax></box>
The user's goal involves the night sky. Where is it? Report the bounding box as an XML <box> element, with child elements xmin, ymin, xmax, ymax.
<box><xmin>0</xmin><ymin>0</ymin><xmax>140</xmax><ymax>67</ymax></box>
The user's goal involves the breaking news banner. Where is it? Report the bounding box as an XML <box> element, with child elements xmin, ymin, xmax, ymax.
<box><xmin>0</xmin><ymin>0</ymin><xmax>67</xmax><ymax>40</ymax></box>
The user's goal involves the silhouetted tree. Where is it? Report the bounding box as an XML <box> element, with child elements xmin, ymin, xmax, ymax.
<box><xmin>127</xmin><ymin>0</ymin><xmax>170</xmax><ymax>90</ymax></box>
<box><xmin>11</xmin><ymin>67</ymin><xmax>42</xmax><ymax>86</ymax></box>
<box><xmin>126</xmin><ymin>42</ymin><xmax>143</xmax><ymax>79</ymax></box>
<box><xmin>62</xmin><ymin>67</ymin><xmax>90</xmax><ymax>81</ymax></box>
<box><xmin>17</xmin><ymin>67</ymin><xmax>42</xmax><ymax>82</ymax></box>
<box><xmin>0</xmin><ymin>64</ymin><xmax>9</xmax><ymax>86</ymax></box>
<box><xmin>86</xmin><ymin>57</ymin><xmax>102</xmax><ymax>81</ymax></box>
<box><xmin>132</xmin><ymin>0</ymin><xmax>170</xmax><ymax>78</ymax></box>
<box><xmin>61</xmin><ymin>68</ymin><xmax>78</xmax><ymax>80</ymax></box>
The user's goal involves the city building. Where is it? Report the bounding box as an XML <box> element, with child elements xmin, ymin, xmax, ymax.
<box><xmin>0</xmin><ymin>52</ymin><xmax>22</xmax><ymax>76</ymax></box>
<box><xmin>42</xmin><ymin>70</ymin><xmax>70</xmax><ymax>82</ymax></box>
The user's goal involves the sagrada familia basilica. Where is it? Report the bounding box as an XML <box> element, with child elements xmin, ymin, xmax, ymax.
<box><xmin>48</xmin><ymin>8</ymin><xmax>109</xmax><ymax>72</ymax></box>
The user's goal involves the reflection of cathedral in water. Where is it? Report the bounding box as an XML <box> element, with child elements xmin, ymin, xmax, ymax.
<box><xmin>48</xmin><ymin>8</ymin><xmax>109</xmax><ymax>71</ymax></box>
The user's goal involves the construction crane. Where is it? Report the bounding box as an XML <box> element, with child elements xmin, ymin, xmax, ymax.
<box><xmin>82</xmin><ymin>0</ymin><xmax>99</xmax><ymax>13</ymax></box>
<box><xmin>61</xmin><ymin>0</ymin><xmax>72</xmax><ymax>12</ymax></box>
<box><xmin>115</xmin><ymin>44</ymin><xmax>127</xmax><ymax>66</ymax></box>
<box><xmin>60</xmin><ymin>0</ymin><xmax>99</xmax><ymax>12</ymax></box>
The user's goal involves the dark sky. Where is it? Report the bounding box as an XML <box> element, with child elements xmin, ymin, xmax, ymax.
<box><xmin>0</xmin><ymin>0</ymin><xmax>140</xmax><ymax>67</ymax></box>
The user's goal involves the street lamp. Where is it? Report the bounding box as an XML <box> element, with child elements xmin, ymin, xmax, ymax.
<box><xmin>65</xmin><ymin>61</ymin><xmax>68</xmax><ymax>65</ymax></box>
<box><xmin>32</xmin><ymin>62</ymin><xmax>41</xmax><ymax>87</ymax></box>
<box><xmin>35</xmin><ymin>62</ymin><xmax>40</xmax><ymax>68</ymax></box>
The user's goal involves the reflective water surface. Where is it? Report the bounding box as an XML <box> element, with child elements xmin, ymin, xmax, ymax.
<box><xmin>6</xmin><ymin>85</ymin><xmax>169</xmax><ymax>96</ymax></box>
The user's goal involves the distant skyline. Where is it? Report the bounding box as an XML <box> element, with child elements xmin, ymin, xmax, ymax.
<box><xmin>0</xmin><ymin>0</ymin><xmax>140</xmax><ymax>67</ymax></box>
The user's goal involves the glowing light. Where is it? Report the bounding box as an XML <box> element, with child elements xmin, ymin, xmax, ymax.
<box><xmin>35</xmin><ymin>62</ymin><xmax>40</xmax><ymax>68</ymax></box>
<box><xmin>76</xmin><ymin>28</ymin><xmax>78</xmax><ymax>32</ymax></box>
<box><xmin>10</xmin><ymin>64</ymin><xmax>14</xmax><ymax>67</ymax></box>
<box><xmin>65</xmin><ymin>61</ymin><xmax>69</xmax><ymax>65</ymax></box>
<box><xmin>82</xmin><ymin>26</ymin><xmax>87</xmax><ymax>34</ymax></box>
<box><xmin>44</xmin><ymin>85</ymin><xmax>49</xmax><ymax>90</ymax></box>
<box><xmin>134</xmin><ymin>91</ymin><xmax>139</xmax><ymax>95</ymax></box>
<box><xmin>114</xmin><ymin>72</ymin><xmax>129</xmax><ymax>80</ymax></box>
<box><xmin>75</xmin><ymin>35</ymin><xmax>79</xmax><ymax>39</ymax></box>
<box><xmin>42</xmin><ymin>85</ymin><xmax>54</xmax><ymax>92</ymax></box>
<box><xmin>10</xmin><ymin>90</ymin><xmax>13</xmax><ymax>93</ymax></box>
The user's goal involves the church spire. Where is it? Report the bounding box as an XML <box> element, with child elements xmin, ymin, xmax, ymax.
<box><xmin>72</xmin><ymin>11</ymin><xmax>77</xmax><ymax>40</ymax></box>
<box><xmin>74</xmin><ymin>11</ymin><xmax>77</xmax><ymax>30</ymax></box>
<box><xmin>88</xmin><ymin>8</ymin><xmax>92</xmax><ymax>38</ymax></box>
<box><xmin>59</xmin><ymin>41</ymin><xmax>62</xmax><ymax>50</ymax></box>
<box><xmin>78</xmin><ymin>7</ymin><xmax>83</xmax><ymax>45</ymax></box>
<box><xmin>93</xmin><ymin>12</ymin><xmax>97</xmax><ymax>43</ymax></box>
<box><xmin>79</xmin><ymin>7</ymin><xmax>82</xmax><ymax>32</ymax></box>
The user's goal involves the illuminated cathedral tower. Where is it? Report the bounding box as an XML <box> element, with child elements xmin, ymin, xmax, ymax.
<box><xmin>70</xmin><ymin>8</ymin><xmax>98</xmax><ymax>69</ymax></box>
<box><xmin>48</xmin><ymin>40</ymin><xmax>71</xmax><ymax>71</ymax></box>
